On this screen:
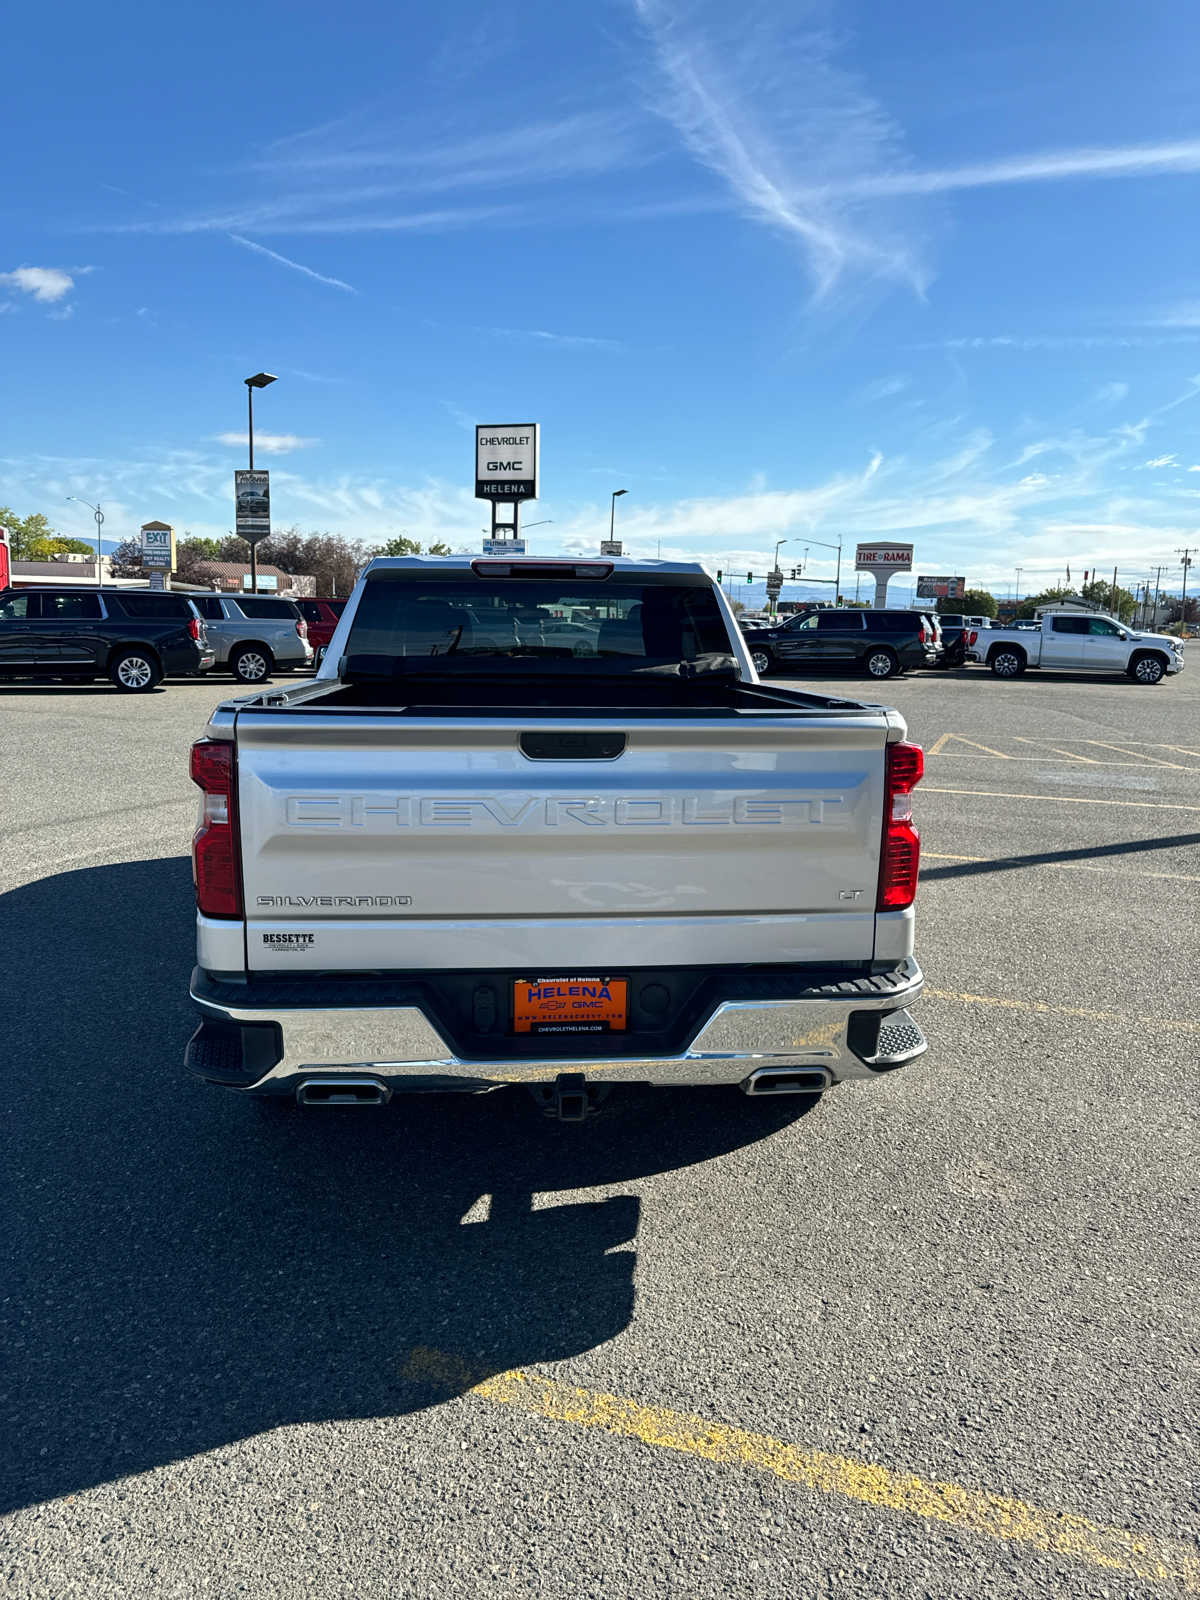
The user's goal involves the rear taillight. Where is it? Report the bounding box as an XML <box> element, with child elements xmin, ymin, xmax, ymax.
<box><xmin>967</xmin><ymin>630</ymin><xmax>978</xmax><ymax>646</ymax></box>
<box><xmin>188</xmin><ymin>616</ymin><xmax>201</xmax><ymax>641</ymax></box>
<box><xmin>878</xmin><ymin>740</ymin><xmax>924</xmax><ymax>911</ymax></box>
<box><xmin>297</xmin><ymin>619</ymin><xmax>308</xmax><ymax>640</ymax></box>
<box><xmin>920</xmin><ymin>624</ymin><xmax>930</xmax><ymax>644</ymax></box>
<box><xmin>190</xmin><ymin>740</ymin><xmax>242</xmax><ymax>918</ymax></box>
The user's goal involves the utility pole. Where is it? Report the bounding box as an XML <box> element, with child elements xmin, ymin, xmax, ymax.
<box><xmin>1151</xmin><ymin>565</ymin><xmax>1163</xmax><ymax>625</ymax></box>
<box><xmin>1112</xmin><ymin>564</ymin><xmax>1119</xmax><ymax>616</ymax></box>
<box><xmin>1177</xmin><ymin>547</ymin><xmax>1194</xmax><ymax>634</ymax></box>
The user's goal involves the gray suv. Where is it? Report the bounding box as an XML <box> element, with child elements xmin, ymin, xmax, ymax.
<box><xmin>191</xmin><ymin>594</ymin><xmax>313</xmax><ymax>683</ymax></box>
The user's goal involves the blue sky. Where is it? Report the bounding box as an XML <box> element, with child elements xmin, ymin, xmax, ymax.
<box><xmin>4</xmin><ymin>0</ymin><xmax>1200</xmax><ymax>600</ymax></box>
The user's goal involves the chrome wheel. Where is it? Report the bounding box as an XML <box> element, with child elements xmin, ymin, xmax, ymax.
<box><xmin>117</xmin><ymin>655</ymin><xmax>152</xmax><ymax>689</ymax></box>
<box><xmin>1133</xmin><ymin>655</ymin><xmax>1164</xmax><ymax>684</ymax></box>
<box><xmin>866</xmin><ymin>650</ymin><xmax>896</xmax><ymax>678</ymax></box>
<box><xmin>750</xmin><ymin>649</ymin><xmax>772</xmax><ymax>674</ymax></box>
<box><xmin>991</xmin><ymin>650</ymin><xmax>1023</xmax><ymax>678</ymax></box>
<box><xmin>233</xmin><ymin>649</ymin><xmax>270</xmax><ymax>683</ymax></box>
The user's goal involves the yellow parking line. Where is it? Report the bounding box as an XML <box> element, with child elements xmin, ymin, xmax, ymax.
<box><xmin>924</xmin><ymin>987</ymin><xmax>1200</xmax><ymax>1035</ymax></box>
<box><xmin>924</xmin><ymin>786</ymin><xmax>1200</xmax><ymax>813</ymax></box>
<box><xmin>925</xmin><ymin>731</ymin><xmax>952</xmax><ymax>756</ymax></box>
<box><xmin>404</xmin><ymin>1349</ymin><xmax>1200</xmax><ymax>1592</ymax></box>
<box><xmin>1012</xmin><ymin>736</ymin><xmax>1099</xmax><ymax>762</ymax></box>
<box><xmin>1079</xmin><ymin>740</ymin><xmax>1197</xmax><ymax>771</ymax></box>
<box><xmin>923</xmin><ymin>851</ymin><xmax>1200</xmax><ymax>886</ymax></box>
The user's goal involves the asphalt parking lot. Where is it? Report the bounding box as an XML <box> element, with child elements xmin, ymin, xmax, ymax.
<box><xmin>3</xmin><ymin>664</ymin><xmax>1198</xmax><ymax>1598</ymax></box>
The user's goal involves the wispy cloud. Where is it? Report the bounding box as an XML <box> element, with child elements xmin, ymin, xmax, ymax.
<box><xmin>213</xmin><ymin>432</ymin><xmax>320</xmax><ymax>455</ymax></box>
<box><xmin>921</xmin><ymin>333</ymin><xmax>1200</xmax><ymax>351</ymax></box>
<box><xmin>0</xmin><ymin>265</ymin><xmax>84</xmax><ymax>304</ymax></box>
<box><xmin>857</xmin><ymin>374</ymin><xmax>910</xmax><ymax>403</ymax></box>
<box><xmin>228</xmin><ymin>234</ymin><xmax>358</xmax><ymax>292</ymax></box>
<box><xmin>440</xmin><ymin>401</ymin><xmax>477</xmax><ymax>434</ymax></box>
<box><xmin>822</xmin><ymin>138</ymin><xmax>1200</xmax><ymax>198</ymax></box>
<box><xmin>488</xmin><ymin>326</ymin><xmax>623</xmax><ymax>351</ymax></box>
<box><xmin>1144</xmin><ymin>453</ymin><xmax>1177</xmax><ymax>468</ymax></box>
<box><xmin>1093</xmin><ymin>381</ymin><xmax>1129</xmax><ymax>405</ymax></box>
<box><xmin>634</xmin><ymin>0</ymin><xmax>930</xmax><ymax>299</ymax></box>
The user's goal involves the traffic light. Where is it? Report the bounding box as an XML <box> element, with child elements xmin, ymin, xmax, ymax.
<box><xmin>716</xmin><ymin>569</ymin><xmax>722</xmax><ymax>583</ymax></box>
<box><xmin>746</xmin><ymin>571</ymin><xmax>754</xmax><ymax>584</ymax></box>
<box><xmin>790</xmin><ymin>567</ymin><xmax>799</xmax><ymax>580</ymax></box>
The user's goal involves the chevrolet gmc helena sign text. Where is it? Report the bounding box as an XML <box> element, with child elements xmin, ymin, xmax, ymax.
<box><xmin>475</xmin><ymin>423</ymin><xmax>539</xmax><ymax>500</ymax></box>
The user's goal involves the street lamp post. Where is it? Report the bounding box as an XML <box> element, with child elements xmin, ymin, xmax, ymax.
<box><xmin>243</xmin><ymin>372</ymin><xmax>277</xmax><ymax>594</ymax></box>
<box><xmin>802</xmin><ymin>536</ymin><xmax>844</xmax><ymax>601</ymax></box>
<box><xmin>609</xmin><ymin>489</ymin><xmax>627</xmax><ymax>546</ymax></box>
<box><xmin>66</xmin><ymin>496</ymin><xmax>105</xmax><ymax>587</ymax></box>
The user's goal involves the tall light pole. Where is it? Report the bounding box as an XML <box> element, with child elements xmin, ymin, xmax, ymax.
<box><xmin>243</xmin><ymin>372</ymin><xmax>277</xmax><ymax>594</ymax></box>
<box><xmin>1015</xmin><ymin>567</ymin><xmax>1023</xmax><ymax>603</ymax></box>
<box><xmin>66</xmin><ymin>496</ymin><xmax>105</xmax><ymax>587</ymax></box>
<box><xmin>803</xmin><ymin>536</ymin><xmax>844</xmax><ymax>601</ymax></box>
<box><xmin>609</xmin><ymin>489</ymin><xmax>627</xmax><ymax>546</ymax></box>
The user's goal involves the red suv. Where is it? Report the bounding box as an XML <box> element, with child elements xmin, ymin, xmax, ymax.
<box><xmin>295</xmin><ymin>598</ymin><xmax>346</xmax><ymax>653</ymax></box>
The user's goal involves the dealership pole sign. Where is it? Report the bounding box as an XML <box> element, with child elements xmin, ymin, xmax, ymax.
<box><xmin>234</xmin><ymin>470</ymin><xmax>271</xmax><ymax>544</ymax></box>
<box><xmin>916</xmin><ymin>575</ymin><xmax>966</xmax><ymax>601</ymax></box>
<box><xmin>854</xmin><ymin>541</ymin><xmax>913</xmax><ymax>605</ymax></box>
<box><xmin>475</xmin><ymin>424</ymin><xmax>539</xmax><ymax>501</ymax></box>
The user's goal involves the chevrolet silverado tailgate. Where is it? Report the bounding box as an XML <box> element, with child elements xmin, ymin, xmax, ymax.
<box><xmin>231</xmin><ymin>708</ymin><xmax>889</xmax><ymax>972</ymax></box>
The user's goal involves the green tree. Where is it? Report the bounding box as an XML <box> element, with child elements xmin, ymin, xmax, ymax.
<box><xmin>26</xmin><ymin>535</ymin><xmax>98</xmax><ymax>559</ymax></box>
<box><xmin>1017</xmin><ymin>585</ymin><xmax>1072</xmax><ymax>619</ymax></box>
<box><xmin>1081</xmin><ymin>577</ymin><xmax>1137</xmax><ymax>622</ymax></box>
<box><xmin>937</xmin><ymin>589</ymin><xmax>996</xmax><ymax>618</ymax></box>
<box><xmin>373</xmin><ymin>535</ymin><xmax>453</xmax><ymax>557</ymax></box>
<box><xmin>0</xmin><ymin>507</ymin><xmax>59</xmax><ymax>558</ymax></box>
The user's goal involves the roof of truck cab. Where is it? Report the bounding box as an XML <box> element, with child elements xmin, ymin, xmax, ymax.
<box><xmin>362</xmin><ymin>556</ymin><xmax>710</xmax><ymax>578</ymax></box>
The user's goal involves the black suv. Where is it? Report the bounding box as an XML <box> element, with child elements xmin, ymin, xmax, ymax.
<box><xmin>745</xmin><ymin>608</ymin><xmax>940</xmax><ymax>679</ymax></box>
<box><xmin>0</xmin><ymin>587</ymin><xmax>215</xmax><ymax>691</ymax></box>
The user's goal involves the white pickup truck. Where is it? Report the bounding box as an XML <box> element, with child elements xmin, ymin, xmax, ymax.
<box><xmin>185</xmin><ymin>557</ymin><xmax>927</xmax><ymax>1116</ymax></box>
<box><xmin>968</xmin><ymin>608</ymin><xmax>1184</xmax><ymax>683</ymax></box>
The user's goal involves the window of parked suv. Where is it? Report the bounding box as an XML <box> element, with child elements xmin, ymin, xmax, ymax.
<box><xmin>790</xmin><ymin>611</ymin><xmax>864</xmax><ymax>631</ymax></box>
<box><xmin>0</xmin><ymin>593</ymin><xmax>31</xmax><ymax>619</ymax></box>
<box><xmin>193</xmin><ymin>597</ymin><xmax>226</xmax><ymax>621</ymax></box>
<box><xmin>108</xmin><ymin>592</ymin><xmax>196</xmax><ymax>619</ymax></box>
<box><xmin>235</xmin><ymin>597</ymin><xmax>301</xmax><ymax>619</ymax></box>
<box><xmin>867</xmin><ymin>612</ymin><xmax>916</xmax><ymax>630</ymax></box>
<box><xmin>41</xmin><ymin>591</ymin><xmax>103</xmax><ymax>617</ymax></box>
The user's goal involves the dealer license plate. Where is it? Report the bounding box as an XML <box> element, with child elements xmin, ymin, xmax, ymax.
<box><xmin>513</xmin><ymin>976</ymin><xmax>629</xmax><ymax>1035</ymax></box>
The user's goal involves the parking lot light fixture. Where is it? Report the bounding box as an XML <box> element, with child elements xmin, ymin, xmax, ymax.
<box><xmin>66</xmin><ymin>496</ymin><xmax>105</xmax><ymax>588</ymax></box>
<box><xmin>610</xmin><ymin>489</ymin><xmax>627</xmax><ymax>544</ymax></box>
<box><xmin>242</xmin><ymin>373</ymin><xmax>277</xmax><ymax>593</ymax></box>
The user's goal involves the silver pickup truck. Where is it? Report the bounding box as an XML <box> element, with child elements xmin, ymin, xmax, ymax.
<box><xmin>185</xmin><ymin>557</ymin><xmax>927</xmax><ymax>1115</ymax></box>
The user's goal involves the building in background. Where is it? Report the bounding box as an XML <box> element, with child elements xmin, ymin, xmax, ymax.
<box><xmin>192</xmin><ymin>561</ymin><xmax>315</xmax><ymax>596</ymax></box>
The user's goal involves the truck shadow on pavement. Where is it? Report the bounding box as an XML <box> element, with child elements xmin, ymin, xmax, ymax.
<box><xmin>2</xmin><ymin>855</ymin><xmax>815</xmax><ymax>1513</ymax></box>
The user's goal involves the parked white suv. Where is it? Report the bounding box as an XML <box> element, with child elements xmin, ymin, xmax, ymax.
<box><xmin>191</xmin><ymin>595</ymin><xmax>313</xmax><ymax>683</ymax></box>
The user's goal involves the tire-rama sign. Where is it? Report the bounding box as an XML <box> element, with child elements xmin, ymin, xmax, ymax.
<box><xmin>476</xmin><ymin>424</ymin><xmax>539</xmax><ymax>501</ymax></box>
<box><xmin>854</xmin><ymin>542</ymin><xmax>913</xmax><ymax>572</ymax></box>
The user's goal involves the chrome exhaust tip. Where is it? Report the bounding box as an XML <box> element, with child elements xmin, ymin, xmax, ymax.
<box><xmin>741</xmin><ymin>1066</ymin><xmax>831</xmax><ymax>1097</ymax></box>
<box><xmin>296</xmin><ymin>1077</ymin><xmax>390</xmax><ymax>1107</ymax></box>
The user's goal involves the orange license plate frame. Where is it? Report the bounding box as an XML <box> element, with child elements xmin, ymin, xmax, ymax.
<box><xmin>513</xmin><ymin>976</ymin><xmax>629</xmax><ymax>1035</ymax></box>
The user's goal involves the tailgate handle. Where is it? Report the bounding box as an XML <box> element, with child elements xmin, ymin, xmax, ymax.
<box><xmin>520</xmin><ymin>731</ymin><xmax>626</xmax><ymax>761</ymax></box>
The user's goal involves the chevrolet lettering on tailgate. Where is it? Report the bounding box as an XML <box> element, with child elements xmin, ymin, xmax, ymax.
<box><xmin>282</xmin><ymin>792</ymin><xmax>855</xmax><ymax>828</ymax></box>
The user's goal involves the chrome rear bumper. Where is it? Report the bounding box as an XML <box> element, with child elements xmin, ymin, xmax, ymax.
<box><xmin>187</xmin><ymin>961</ymin><xmax>926</xmax><ymax>1097</ymax></box>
